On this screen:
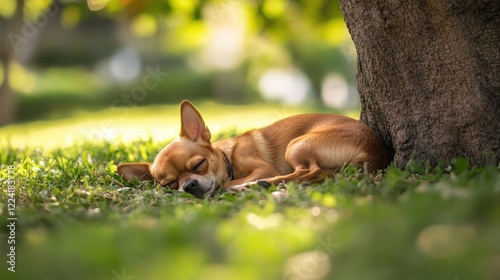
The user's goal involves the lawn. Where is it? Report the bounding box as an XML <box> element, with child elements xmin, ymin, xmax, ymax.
<box><xmin>0</xmin><ymin>103</ymin><xmax>499</xmax><ymax>280</ymax></box>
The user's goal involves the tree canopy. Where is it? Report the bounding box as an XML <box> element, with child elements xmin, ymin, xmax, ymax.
<box><xmin>0</xmin><ymin>0</ymin><xmax>358</xmax><ymax>124</ymax></box>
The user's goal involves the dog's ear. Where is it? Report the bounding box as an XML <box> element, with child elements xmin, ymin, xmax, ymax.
<box><xmin>180</xmin><ymin>100</ymin><xmax>211</xmax><ymax>144</ymax></box>
<box><xmin>117</xmin><ymin>163</ymin><xmax>153</xmax><ymax>182</ymax></box>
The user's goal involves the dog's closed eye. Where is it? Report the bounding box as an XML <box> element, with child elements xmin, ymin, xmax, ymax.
<box><xmin>192</xmin><ymin>159</ymin><xmax>207</xmax><ymax>172</ymax></box>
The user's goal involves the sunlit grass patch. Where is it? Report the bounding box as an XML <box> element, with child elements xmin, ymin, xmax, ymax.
<box><xmin>0</xmin><ymin>102</ymin><xmax>355</xmax><ymax>149</ymax></box>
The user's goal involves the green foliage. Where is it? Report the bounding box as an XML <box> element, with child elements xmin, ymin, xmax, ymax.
<box><xmin>0</xmin><ymin>138</ymin><xmax>499</xmax><ymax>280</ymax></box>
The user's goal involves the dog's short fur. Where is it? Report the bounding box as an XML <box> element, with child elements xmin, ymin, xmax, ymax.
<box><xmin>117</xmin><ymin>101</ymin><xmax>388</xmax><ymax>198</ymax></box>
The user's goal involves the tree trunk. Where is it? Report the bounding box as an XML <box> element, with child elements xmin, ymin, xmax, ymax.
<box><xmin>0</xmin><ymin>0</ymin><xmax>25</xmax><ymax>126</ymax></box>
<box><xmin>338</xmin><ymin>0</ymin><xmax>500</xmax><ymax>167</ymax></box>
<box><xmin>0</xmin><ymin>53</ymin><xmax>15</xmax><ymax>126</ymax></box>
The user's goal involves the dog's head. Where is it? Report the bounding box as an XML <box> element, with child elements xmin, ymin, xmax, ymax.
<box><xmin>117</xmin><ymin>101</ymin><xmax>231</xmax><ymax>198</ymax></box>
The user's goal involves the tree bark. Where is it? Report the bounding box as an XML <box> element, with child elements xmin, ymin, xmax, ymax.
<box><xmin>338</xmin><ymin>0</ymin><xmax>500</xmax><ymax>167</ymax></box>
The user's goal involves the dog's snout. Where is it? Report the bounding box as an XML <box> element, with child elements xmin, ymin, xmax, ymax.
<box><xmin>183</xmin><ymin>179</ymin><xmax>199</xmax><ymax>194</ymax></box>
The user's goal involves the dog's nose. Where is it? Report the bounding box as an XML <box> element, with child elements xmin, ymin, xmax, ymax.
<box><xmin>183</xmin><ymin>179</ymin><xmax>199</xmax><ymax>194</ymax></box>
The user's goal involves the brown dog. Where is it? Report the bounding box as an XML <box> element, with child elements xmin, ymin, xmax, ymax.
<box><xmin>117</xmin><ymin>100</ymin><xmax>388</xmax><ymax>198</ymax></box>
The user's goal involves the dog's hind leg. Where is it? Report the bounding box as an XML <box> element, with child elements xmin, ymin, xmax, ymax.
<box><xmin>260</xmin><ymin>128</ymin><xmax>370</xmax><ymax>186</ymax></box>
<box><xmin>233</xmin><ymin>143</ymin><xmax>324</xmax><ymax>189</ymax></box>
<box><xmin>259</xmin><ymin>135</ymin><xmax>329</xmax><ymax>185</ymax></box>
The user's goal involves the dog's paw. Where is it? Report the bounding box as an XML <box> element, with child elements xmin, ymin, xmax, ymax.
<box><xmin>229</xmin><ymin>184</ymin><xmax>250</xmax><ymax>193</ymax></box>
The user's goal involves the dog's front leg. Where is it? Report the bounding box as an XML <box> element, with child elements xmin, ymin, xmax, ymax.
<box><xmin>223</xmin><ymin>168</ymin><xmax>278</xmax><ymax>192</ymax></box>
<box><xmin>226</xmin><ymin>180</ymin><xmax>272</xmax><ymax>192</ymax></box>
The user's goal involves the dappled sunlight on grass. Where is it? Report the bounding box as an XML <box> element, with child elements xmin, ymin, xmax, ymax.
<box><xmin>0</xmin><ymin>119</ymin><xmax>499</xmax><ymax>279</ymax></box>
<box><xmin>0</xmin><ymin>102</ymin><xmax>359</xmax><ymax>149</ymax></box>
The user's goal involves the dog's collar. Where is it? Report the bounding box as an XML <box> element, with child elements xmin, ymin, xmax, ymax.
<box><xmin>221</xmin><ymin>151</ymin><xmax>234</xmax><ymax>181</ymax></box>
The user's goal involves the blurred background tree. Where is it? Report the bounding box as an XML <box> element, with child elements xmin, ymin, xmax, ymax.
<box><xmin>0</xmin><ymin>0</ymin><xmax>358</xmax><ymax>125</ymax></box>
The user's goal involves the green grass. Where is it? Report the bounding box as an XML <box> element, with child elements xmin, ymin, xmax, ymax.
<box><xmin>0</xmin><ymin>105</ymin><xmax>499</xmax><ymax>280</ymax></box>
